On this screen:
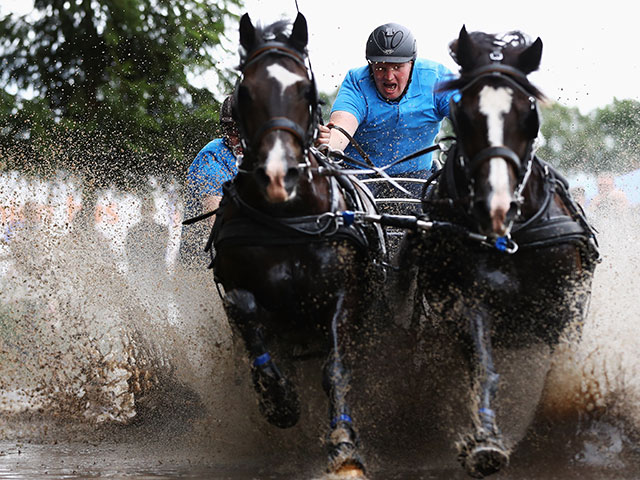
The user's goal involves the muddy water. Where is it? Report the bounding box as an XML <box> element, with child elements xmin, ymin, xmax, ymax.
<box><xmin>1</xmin><ymin>173</ymin><xmax>640</xmax><ymax>479</ymax></box>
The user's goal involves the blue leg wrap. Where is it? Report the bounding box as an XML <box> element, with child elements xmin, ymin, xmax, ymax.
<box><xmin>330</xmin><ymin>413</ymin><xmax>353</xmax><ymax>429</ymax></box>
<box><xmin>253</xmin><ymin>352</ymin><xmax>271</xmax><ymax>367</ymax></box>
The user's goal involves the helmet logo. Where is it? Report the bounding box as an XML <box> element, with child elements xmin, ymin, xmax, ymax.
<box><xmin>375</xmin><ymin>28</ymin><xmax>404</xmax><ymax>54</ymax></box>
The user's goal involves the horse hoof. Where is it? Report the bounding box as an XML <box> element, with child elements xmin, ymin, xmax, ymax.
<box><xmin>331</xmin><ymin>463</ymin><xmax>367</xmax><ymax>479</ymax></box>
<box><xmin>257</xmin><ymin>382</ymin><xmax>300</xmax><ymax>428</ymax></box>
<box><xmin>252</xmin><ymin>367</ymin><xmax>300</xmax><ymax>428</ymax></box>
<box><xmin>465</xmin><ymin>444</ymin><xmax>509</xmax><ymax>478</ymax></box>
<box><xmin>458</xmin><ymin>432</ymin><xmax>509</xmax><ymax>478</ymax></box>
<box><xmin>327</xmin><ymin>424</ymin><xmax>365</xmax><ymax>478</ymax></box>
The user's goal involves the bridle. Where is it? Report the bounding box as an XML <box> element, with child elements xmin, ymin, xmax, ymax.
<box><xmin>233</xmin><ymin>41</ymin><xmax>321</xmax><ymax>166</ymax></box>
<box><xmin>447</xmin><ymin>61</ymin><xmax>540</xmax><ymax>222</ymax></box>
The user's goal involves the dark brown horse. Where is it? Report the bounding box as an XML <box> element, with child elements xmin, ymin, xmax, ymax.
<box><xmin>395</xmin><ymin>27</ymin><xmax>599</xmax><ymax>478</ymax></box>
<box><xmin>211</xmin><ymin>13</ymin><xmax>382</xmax><ymax>478</ymax></box>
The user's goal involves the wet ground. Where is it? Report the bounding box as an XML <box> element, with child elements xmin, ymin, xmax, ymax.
<box><xmin>1</xmin><ymin>419</ymin><xmax>639</xmax><ymax>480</ymax></box>
<box><xmin>2</xmin><ymin>176</ymin><xmax>640</xmax><ymax>479</ymax></box>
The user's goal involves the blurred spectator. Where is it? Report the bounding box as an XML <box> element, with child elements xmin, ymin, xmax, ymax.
<box><xmin>149</xmin><ymin>177</ymin><xmax>183</xmax><ymax>276</ymax></box>
<box><xmin>49</xmin><ymin>171</ymin><xmax>83</xmax><ymax>237</ymax></box>
<box><xmin>1</xmin><ymin>171</ymin><xmax>28</xmax><ymax>242</ymax></box>
<box><xmin>570</xmin><ymin>185</ymin><xmax>586</xmax><ymax>208</ymax></box>
<box><xmin>126</xmin><ymin>192</ymin><xmax>168</xmax><ymax>280</ymax></box>
<box><xmin>589</xmin><ymin>172</ymin><xmax>629</xmax><ymax>217</ymax></box>
<box><xmin>94</xmin><ymin>188</ymin><xmax>141</xmax><ymax>275</ymax></box>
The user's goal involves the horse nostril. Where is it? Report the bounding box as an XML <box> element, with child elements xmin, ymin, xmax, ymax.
<box><xmin>508</xmin><ymin>201</ymin><xmax>522</xmax><ymax>221</ymax></box>
<box><xmin>284</xmin><ymin>167</ymin><xmax>300</xmax><ymax>187</ymax></box>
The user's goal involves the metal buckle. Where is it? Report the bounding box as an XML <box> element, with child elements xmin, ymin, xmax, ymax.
<box><xmin>489</xmin><ymin>50</ymin><xmax>503</xmax><ymax>62</ymax></box>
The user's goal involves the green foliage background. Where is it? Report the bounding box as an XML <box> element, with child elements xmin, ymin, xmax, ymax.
<box><xmin>0</xmin><ymin>0</ymin><xmax>242</xmax><ymax>186</ymax></box>
<box><xmin>537</xmin><ymin>99</ymin><xmax>640</xmax><ymax>174</ymax></box>
<box><xmin>1</xmin><ymin>1</ymin><xmax>639</xmax><ymax>183</ymax></box>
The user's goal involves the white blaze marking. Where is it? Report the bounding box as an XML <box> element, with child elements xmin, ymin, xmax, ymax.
<box><xmin>488</xmin><ymin>158</ymin><xmax>511</xmax><ymax>211</ymax></box>
<box><xmin>478</xmin><ymin>86</ymin><xmax>514</xmax><ymax>220</ymax></box>
<box><xmin>265</xmin><ymin>136</ymin><xmax>287</xmax><ymax>179</ymax></box>
<box><xmin>478</xmin><ymin>85</ymin><xmax>513</xmax><ymax>147</ymax></box>
<box><xmin>264</xmin><ymin>136</ymin><xmax>290</xmax><ymax>202</ymax></box>
<box><xmin>266</xmin><ymin>63</ymin><xmax>305</xmax><ymax>95</ymax></box>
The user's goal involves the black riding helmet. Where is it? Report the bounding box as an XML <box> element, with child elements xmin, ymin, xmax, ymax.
<box><xmin>366</xmin><ymin>23</ymin><xmax>417</xmax><ymax>63</ymax></box>
<box><xmin>220</xmin><ymin>95</ymin><xmax>238</xmax><ymax>137</ymax></box>
<box><xmin>220</xmin><ymin>95</ymin><xmax>235</xmax><ymax>126</ymax></box>
<box><xmin>220</xmin><ymin>95</ymin><xmax>241</xmax><ymax>153</ymax></box>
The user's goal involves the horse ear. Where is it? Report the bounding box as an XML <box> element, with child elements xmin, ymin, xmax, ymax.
<box><xmin>517</xmin><ymin>37</ymin><xmax>543</xmax><ymax>74</ymax></box>
<box><xmin>450</xmin><ymin>25</ymin><xmax>477</xmax><ymax>71</ymax></box>
<box><xmin>290</xmin><ymin>12</ymin><xmax>309</xmax><ymax>52</ymax></box>
<box><xmin>239</xmin><ymin>13</ymin><xmax>256</xmax><ymax>52</ymax></box>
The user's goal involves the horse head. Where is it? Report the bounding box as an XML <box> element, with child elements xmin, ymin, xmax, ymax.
<box><xmin>234</xmin><ymin>13</ymin><xmax>319</xmax><ymax>204</ymax></box>
<box><xmin>442</xmin><ymin>26</ymin><xmax>545</xmax><ymax>237</ymax></box>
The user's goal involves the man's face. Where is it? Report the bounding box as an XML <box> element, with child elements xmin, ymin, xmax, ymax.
<box><xmin>224</xmin><ymin>123</ymin><xmax>242</xmax><ymax>156</ymax></box>
<box><xmin>371</xmin><ymin>61</ymin><xmax>413</xmax><ymax>100</ymax></box>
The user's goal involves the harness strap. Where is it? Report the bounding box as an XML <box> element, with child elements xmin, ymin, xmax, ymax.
<box><xmin>512</xmin><ymin>216</ymin><xmax>589</xmax><ymax>248</ymax></box>
<box><xmin>444</xmin><ymin>143</ymin><xmax>463</xmax><ymax>201</ymax></box>
<box><xmin>328</xmin><ymin>124</ymin><xmax>375</xmax><ymax>168</ymax></box>
<box><xmin>241</xmin><ymin>42</ymin><xmax>307</xmax><ymax>70</ymax></box>
<box><xmin>427</xmin><ymin>150</ymin><xmax>599</xmax><ymax>260</ymax></box>
<box><xmin>325</xmin><ymin>124</ymin><xmax>414</xmax><ymax>196</ymax></box>
<box><xmin>512</xmin><ymin>160</ymin><xmax>554</xmax><ymax>232</ymax></box>
<box><xmin>251</xmin><ymin>116</ymin><xmax>308</xmax><ymax>151</ymax></box>
<box><xmin>223</xmin><ymin>182</ymin><xmax>341</xmax><ymax>237</ymax></box>
<box><xmin>182</xmin><ymin>208</ymin><xmax>218</xmax><ymax>226</ymax></box>
<box><xmin>213</xmin><ymin>216</ymin><xmax>369</xmax><ymax>250</ymax></box>
<box><xmin>470</xmin><ymin>146</ymin><xmax>522</xmax><ymax>175</ymax></box>
<box><xmin>457</xmin><ymin>64</ymin><xmax>540</xmax><ymax>99</ymax></box>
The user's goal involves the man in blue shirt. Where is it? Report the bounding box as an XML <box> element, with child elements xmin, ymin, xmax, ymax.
<box><xmin>186</xmin><ymin>95</ymin><xmax>241</xmax><ymax>222</ymax></box>
<box><xmin>317</xmin><ymin>23</ymin><xmax>455</xmax><ymax>198</ymax></box>
<box><xmin>182</xmin><ymin>96</ymin><xmax>241</xmax><ymax>268</ymax></box>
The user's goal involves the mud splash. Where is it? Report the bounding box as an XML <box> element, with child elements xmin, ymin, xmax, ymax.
<box><xmin>1</xmin><ymin>170</ymin><xmax>640</xmax><ymax>478</ymax></box>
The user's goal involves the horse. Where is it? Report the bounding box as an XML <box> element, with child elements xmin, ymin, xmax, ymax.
<box><xmin>210</xmin><ymin>13</ymin><xmax>384</xmax><ymax>478</ymax></box>
<box><xmin>394</xmin><ymin>26</ymin><xmax>600</xmax><ymax>478</ymax></box>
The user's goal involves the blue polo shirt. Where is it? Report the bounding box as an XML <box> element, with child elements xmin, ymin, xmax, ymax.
<box><xmin>186</xmin><ymin>138</ymin><xmax>238</xmax><ymax>198</ymax></box>
<box><xmin>331</xmin><ymin>58</ymin><xmax>455</xmax><ymax>174</ymax></box>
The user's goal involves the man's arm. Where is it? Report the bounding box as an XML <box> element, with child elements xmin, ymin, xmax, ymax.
<box><xmin>201</xmin><ymin>194</ymin><xmax>222</xmax><ymax>226</ymax></box>
<box><xmin>316</xmin><ymin>111</ymin><xmax>359</xmax><ymax>151</ymax></box>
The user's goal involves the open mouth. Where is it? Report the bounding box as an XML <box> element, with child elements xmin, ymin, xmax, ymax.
<box><xmin>383</xmin><ymin>82</ymin><xmax>398</xmax><ymax>95</ymax></box>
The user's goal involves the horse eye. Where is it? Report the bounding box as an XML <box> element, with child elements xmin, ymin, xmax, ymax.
<box><xmin>522</xmin><ymin>109</ymin><xmax>540</xmax><ymax>137</ymax></box>
<box><xmin>304</xmin><ymin>84</ymin><xmax>314</xmax><ymax>99</ymax></box>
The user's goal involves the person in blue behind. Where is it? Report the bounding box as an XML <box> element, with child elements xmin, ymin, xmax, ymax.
<box><xmin>182</xmin><ymin>95</ymin><xmax>242</xmax><ymax>268</ymax></box>
<box><xmin>317</xmin><ymin>23</ymin><xmax>456</xmax><ymax>199</ymax></box>
<box><xmin>186</xmin><ymin>95</ymin><xmax>241</xmax><ymax>220</ymax></box>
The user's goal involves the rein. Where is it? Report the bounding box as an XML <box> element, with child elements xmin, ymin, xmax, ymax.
<box><xmin>327</xmin><ymin>124</ymin><xmax>411</xmax><ymax>195</ymax></box>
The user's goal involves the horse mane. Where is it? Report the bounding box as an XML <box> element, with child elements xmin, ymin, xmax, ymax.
<box><xmin>439</xmin><ymin>30</ymin><xmax>545</xmax><ymax>100</ymax></box>
<box><xmin>458</xmin><ymin>31</ymin><xmax>532</xmax><ymax>60</ymax></box>
<box><xmin>239</xmin><ymin>17</ymin><xmax>305</xmax><ymax>65</ymax></box>
<box><xmin>255</xmin><ymin>19</ymin><xmax>294</xmax><ymax>44</ymax></box>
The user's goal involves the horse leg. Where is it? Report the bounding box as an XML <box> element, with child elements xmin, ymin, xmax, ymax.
<box><xmin>224</xmin><ymin>288</ymin><xmax>300</xmax><ymax>428</ymax></box>
<box><xmin>322</xmin><ymin>293</ymin><xmax>366</xmax><ymax>478</ymax></box>
<box><xmin>457</xmin><ymin>309</ymin><xmax>509</xmax><ymax>478</ymax></box>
